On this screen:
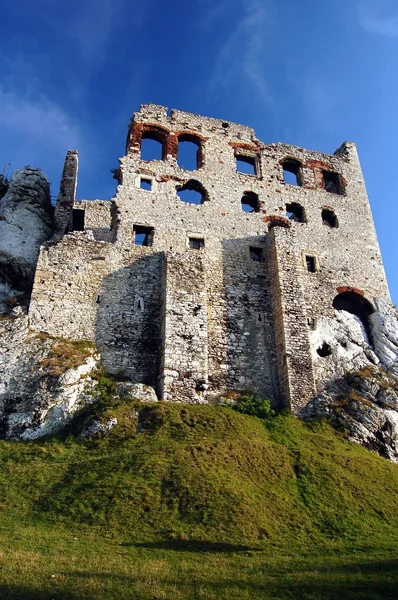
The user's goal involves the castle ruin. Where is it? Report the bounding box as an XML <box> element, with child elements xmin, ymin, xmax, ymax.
<box><xmin>26</xmin><ymin>104</ymin><xmax>390</xmax><ymax>412</ymax></box>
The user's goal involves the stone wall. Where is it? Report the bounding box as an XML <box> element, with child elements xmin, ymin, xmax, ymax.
<box><xmin>73</xmin><ymin>200</ymin><xmax>113</xmax><ymax>242</ymax></box>
<box><xmin>29</xmin><ymin>233</ymin><xmax>111</xmax><ymax>340</ymax></box>
<box><xmin>96</xmin><ymin>247</ymin><xmax>163</xmax><ymax>387</ymax></box>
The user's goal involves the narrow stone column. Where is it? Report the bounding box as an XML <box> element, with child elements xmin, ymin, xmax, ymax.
<box><xmin>266</xmin><ymin>227</ymin><xmax>316</xmax><ymax>412</ymax></box>
<box><xmin>54</xmin><ymin>150</ymin><xmax>78</xmax><ymax>234</ymax></box>
<box><xmin>159</xmin><ymin>252</ymin><xmax>209</xmax><ymax>403</ymax></box>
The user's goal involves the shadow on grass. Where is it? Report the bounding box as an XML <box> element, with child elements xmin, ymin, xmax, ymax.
<box><xmin>127</xmin><ymin>539</ymin><xmax>262</xmax><ymax>552</ymax></box>
<box><xmin>0</xmin><ymin>584</ymin><xmax>96</xmax><ymax>600</ymax></box>
<box><xmin>2</xmin><ymin>559</ymin><xmax>397</xmax><ymax>600</ymax></box>
<box><xmin>65</xmin><ymin>558</ymin><xmax>398</xmax><ymax>600</ymax></box>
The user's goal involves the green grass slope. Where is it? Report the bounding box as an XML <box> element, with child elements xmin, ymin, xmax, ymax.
<box><xmin>0</xmin><ymin>400</ymin><xmax>398</xmax><ymax>599</ymax></box>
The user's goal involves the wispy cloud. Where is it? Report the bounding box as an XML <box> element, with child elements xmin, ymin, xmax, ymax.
<box><xmin>300</xmin><ymin>75</ymin><xmax>342</xmax><ymax>132</ymax></box>
<box><xmin>54</xmin><ymin>0</ymin><xmax>129</xmax><ymax>72</ymax></box>
<box><xmin>0</xmin><ymin>87</ymin><xmax>82</xmax><ymax>152</ymax></box>
<box><xmin>0</xmin><ymin>81</ymin><xmax>86</xmax><ymax>192</ymax></box>
<box><xmin>358</xmin><ymin>0</ymin><xmax>398</xmax><ymax>38</ymax></box>
<box><xmin>204</xmin><ymin>0</ymin><xmax>273</xmax><ymax>105</ymax></box>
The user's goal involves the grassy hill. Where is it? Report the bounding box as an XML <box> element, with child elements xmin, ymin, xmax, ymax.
<box><xmin>0</xmin><ymin>399</ymin><xmax>398</xmax><ymax>599</ymax></box>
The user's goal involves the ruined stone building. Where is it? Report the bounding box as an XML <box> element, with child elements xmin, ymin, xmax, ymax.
<box><xmin>23</xmin><ymin>104</ymin><xmax>391</xmax><ymax>412</ymax></box>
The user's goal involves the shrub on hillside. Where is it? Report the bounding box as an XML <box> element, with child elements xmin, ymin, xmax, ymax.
<box><xmin>226</xmin><ymin>395</ymin><xmax>275</xmax><ymax>419</ymax></box>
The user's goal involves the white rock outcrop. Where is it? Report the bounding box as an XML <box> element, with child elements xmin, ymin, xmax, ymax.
<box><xmin>81</xmin><ymin>418</ymin><xmax>118</xmax><ymax>437</ymax></box>
<box><xmin>370</xmin><ymin>298</ymin><xmax>398</xmax><ymax>376</ymax></box>
<box><xmin>115</xmin><ymin>382</ymin><xmax>158</xmax><ymax>403</ymax></box>
<box><xmin>0</xmin><ymin>168</ymin><xmax>52</xmax><ymax>301</ymax></box>
<box><xmin>0</xmin><ymin>312</ymin><xmax>99</xmax><ymax>439</ymax></box>
<box><xmin>304</xmin><ymin>298</ymin><xmax>398</xmax><ymax>462</ymax></box>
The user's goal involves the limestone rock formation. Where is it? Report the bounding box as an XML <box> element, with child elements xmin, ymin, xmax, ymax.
<box><xmin>370</xmin><ymin>298</ymin><xmax>398</xmax><ymax>376</ymax></box>
<box><xmin>115</xmin><ymin>382</ymin><xmax>158</xmax><ymax>403</ymax></box>
<box><xmin>310</xmin><ymin>310</ymin><xmax>379</xmax><ymax>382</ymax></box>
<box><xmin>0</xmin><ymin>310</ymin><xmax>99</xmax><ymax>440</ymax></box>
<box><xmin>303</xmin><ymin>298</ymin><xmax>398</xmax><ymax>462</ymax></box>
<box><xmin>0</xmin><ymin>168</ymin><xmax>52</xmax><ymax>309</ymax></box>
<box><xmin>301</xmin><ymin>367</ymin><xmax>398</xmax><ymax>463</ymax></box>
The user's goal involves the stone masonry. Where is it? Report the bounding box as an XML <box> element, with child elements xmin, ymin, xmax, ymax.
<box><xmin>27</xmin><ymin>104</ymin><xmax>390</xmax><ymax>411</ymax></box>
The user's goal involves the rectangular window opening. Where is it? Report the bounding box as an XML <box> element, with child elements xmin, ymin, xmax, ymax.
<box><xmin>134</xmin><ymin>225</ymin><xmax>154</xmax><ymax>247</ymax></box>
<box><xmin>189</xmin><ymin>237</ymin><xmax>204</xmax><ymax>250</ymax></box>
<box><xmin>305</xmin><ymin>255</ymin><xmax>317</xmax><ymax>273</ymax></box>
<box><xmin>250</xmin><ymin>246</ymin><xmax>264</xmax><ymax>262</ymax></box>
<box><xmin>323</xmin><ymin>171</ymin><xmax>343</xmax><ymax>195</ymax></box>
<box><xmin>236</xmin><ymin>154</ymin><xmax>258</xmax><ymax>176</ymax></box>
<box><xmin>72</xmin><ymin>209</ymin><xmax>85</xmax><ymax>231</ymax></box>
<box><xmin>140</xmin><ymin>177</ymin><xmax>152</xmax><ymax>191</ymax></box>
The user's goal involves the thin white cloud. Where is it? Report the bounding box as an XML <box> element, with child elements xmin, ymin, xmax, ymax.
<box><xmin>358</xmin><ymin>0</ymin><xmax>398</xmax><ymax>38</ymax></box>
<box><xmin>0</xmin><ymin>83</ymin><xmax>85</xmax><ymax>186</ymax></box>
<box><xmin>6</xmin><ymin>0</ymin><xmax>149</xmax><ymax>77</ymax></box>
<box><xmin>205</xmin><ymin>0</ymin><xmax>273</xmax><ymax>105</ymax></box>
<box><xmin>64</xmin><ymin>0</ymin><xmax>127</xmax><ymax>69</ymax></box>
<box><xmin>301</xmin><ymin>75</ymin><xmax>341</xmax><ymax>130</ymax></box>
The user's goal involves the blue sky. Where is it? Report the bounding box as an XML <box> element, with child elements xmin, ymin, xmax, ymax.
<box><xmin>0</xmin><ymin>0</ymin><xmax>397</xmax><ymax>301</ymax></box>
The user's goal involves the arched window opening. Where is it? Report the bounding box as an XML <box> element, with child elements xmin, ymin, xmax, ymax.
<box><xmin>333</xmin><ymin>291</ymin><xmax>375</xmax><ymax>340</ymax></box>
<box><xmin>177</xmin><ymin>134</ymin><xmax>202</xmax><ymax>170</ymax></box>
<box><xmin>266</xmin><ymin>215</ymin><xmax>291</xmax><ymax>230</ymax></box>
<box><xmin>286</xmin><ymin>202</ymin><xmax>306</xmax><ymax>223</ymax></box>
<box><xmin>282</xmin><ymin>159</ymin><xmax>303</xmax><ymax>186</ymax></box>
<box><xmin>140</xmin><ymin>128</ymin><xmax>167</xmax><ymax>161</ymax></box>
<box><xmin>322</xmin><ymin>208</ymin><xmax>339</xmax><ymax>228</ymax></box>
<box><xmin>176</xmin><ymin>180</ymin><xmax>208</xmax><ymax>205</ymax></box>
<box><xmin>241</xmin><ymin>191</ymin><xmax>259</xmax><ymax>213</ymax></box>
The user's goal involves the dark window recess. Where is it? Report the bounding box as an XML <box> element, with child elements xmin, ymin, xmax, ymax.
<box><xmin>236</xmin><ymin>154</ymin><xmax>257</xmax><ymax>176</ymax></box>
<box><xmin>323</xmin><ymin>171</ymin><xmax>343</xmax><ymax>194</ymax></box>
<box><xmin>177</xmin><ymin>180</ymin><xmax>208</xmax><ymax>205</ymax></box>
<box><xmin>305</xmin><ymin>255</ymin><xmax>317</xmax><ymax>273</ymax></box>
<box><xmin>282</xmin><ymin>159</ymin><xmax>303</xmax><ymax>186</ymax></box>
<box><xmin>189</xmin><ymin>237</ymin><xmax>204</xmax><ymax>250</ymax></box>
<box><xmin>322</xmin><ymin>208</ymin><xmax>339</xmax><ymax>228</ymax></box>
<box><xmin>177</xmin><ymin>135</ymin><xmax>202</xmax><ymax>170</ymax></box>
<box><xmin>72</xmin><ymin>209</ymin><xmax>85</xmax><ymax>231</ymax></box>
<box><xmin>241</xmin><ymin>191</ymin><xmax>259</xmax><ymax>213</ymax></box>
<box><xmin>133</xmin><ymin>225</ymin><xmax>153</xmax><ymax>246</ymax></box>
<box><xmin>140</xmin><ymin>178</ymin><xmax>152</xmax><ymax>191</ymax></box>
<box><xmin>250</xmin><ymin>246</ymin><xmax>264</xmax><ymax>262</ymax></box>
<box><xmin>317</xmin><ymin>343</ymin><xmax>332</xmax><ymax>357</ymax></box>
<box><xmin>286</xmin><ymin>202</ymin><xmax>306</xmax><ymax>223</ymax></box>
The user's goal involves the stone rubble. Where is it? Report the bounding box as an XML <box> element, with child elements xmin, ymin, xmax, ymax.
<box><xmin>81</xmin><ymin>417</ymin><xmax>118</xmax><ymax>438</ymax></box>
